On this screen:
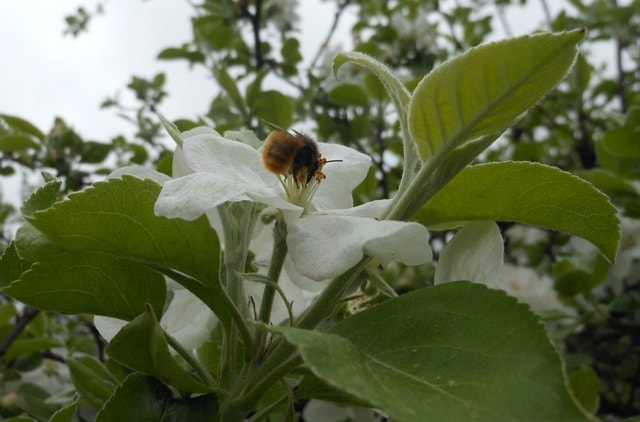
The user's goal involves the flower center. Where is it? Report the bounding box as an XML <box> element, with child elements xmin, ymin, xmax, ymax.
<box><xmin>262</xmin><ymin>125</ymin><xmax>329</xmax><ymax>212</ymax></box>
<box><xmin>278</xmin><ymin>159</ymin><xmax>327</xmax><ymax>212</ymax></box>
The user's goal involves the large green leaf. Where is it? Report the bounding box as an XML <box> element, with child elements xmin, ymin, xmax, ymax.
<box><xmin>4</xmin><ymin>246</ymin><xmax>166</xmax><ymax>320</ymax></box>
<box><xmin>416</xmin><ymin>161</ymin><xmax>619</xmax><ymax>263</ymax></box>
<box><xmin>96</xmin><ymin>373</ymin><xmax>218</xmax><ymax>422</ymax></box>
<box><xmin>408</xmin><ymin>29</ymin><xmax>585</xmax><ymax>161</ymax></box>
<box><xmin>266</xmin><ymin>282</ymin><xmax>590</xmax><ymax>421</ymax></box>
<box><xmin>24</xmin><ymin>176</ymin><xmax>220</xmax><ymax>287</ymax></box>
<box><xmin>106</xmin><ymin>306</ymin><xmax>213</xmax><ymax>394</ymax></box>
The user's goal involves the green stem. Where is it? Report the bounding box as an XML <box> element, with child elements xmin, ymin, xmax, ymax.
<box><xmin>217</xmin><ymin>202</ymin><xmax>259</xmax><ymax>389</ymax></box>
<box><xmin>253</xmin><ymin>218</ymin><xmax>289</xmax><ymax>354</ymax></box>
<box><xmin>153</xmin><ymin>266</ymin><xmax>255</xmax><ymax>360</ymax></box>
<box><xmin>232</xmin><ymin>355</ymin><xmax>302</xmax><ymax>414</ymax></box>
<box><xmin>163</xmin><ymin>328</ymin><xmax>218</xmax><ymax>390</ymax></box>
<box><xmin>234</xmin><ymin>259</ymin><xmax>369</xmax><ymax>412</ymax></box>
<box><xmin>258</xmin><ymin>219</ymin><xmax>288</xmax><ymax>324</ymax></box>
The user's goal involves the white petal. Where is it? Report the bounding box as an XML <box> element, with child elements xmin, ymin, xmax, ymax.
<box><xmin>176</xmin><ymin>128</ymin><xmax>272</xmax><ymax>181</ymax></box>
<box><xmin>159</xmin><ymin>289</ymin><xmax>218</xmax><ymax>351</ymax></box>
<box><xmin>108</xmin><ymin>166</ymin><xmax>171</xmax><ymax>185</ymax></box>
<box><xmin>158</xmin><ymin>129</ymin><xmax>308</xmax><ymax>220</ymax></box>
<box><xmin>155</xmin><ymin>172</ymin><xmax>299</xmax><ymax>221</ymax></box>
<box><xmin>94</xmin><ymin>290</ymin><xmax>217</xmax><ymax>353</ymax></box>
<box><xmin>287</xmin><ymin>215</ymin><xmax>432</xmax><ymax>280</ymax></box>
<box><xmin>93</xmin><ymin>315</ymin><xmax>125</xmax><ymax>343</ymax></box>
<box><xmin>251</xmin><ymin>221</ymin><xmax>330</xmax><ymax>293</ymax></box>
<box><xmin>322</xmin><ymin>199</ymin><xmax>392</xmax><ymax>218</ymax></box>
<box><xmin>313</xmin><ymin>143</ymin><xmax>372</xmax><ymax>211</ymax></box>
<box><xmin>434</xmin><ymin>221</ymin><xmax>504</xmax><ymax>285</ymax></box>
<box><xmin>172</xmin><ymin>127</ymin><xmax>220</xmax><ymax>177</ymax></box>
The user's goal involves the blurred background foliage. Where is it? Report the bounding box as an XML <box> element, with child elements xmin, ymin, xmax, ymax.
<box><xmin>1</xmin><ymin>0</ymin><xmax>639</xmax><ymax>420</ymax></box>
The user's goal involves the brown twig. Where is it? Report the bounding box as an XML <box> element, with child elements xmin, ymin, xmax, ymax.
<box><xmin>0</xmin><ymin>307</ymin><xmax>40</xmax><ymax>358</ymax></box>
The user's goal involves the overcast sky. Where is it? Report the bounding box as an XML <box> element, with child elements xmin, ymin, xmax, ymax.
<box><xmin>1</xmin><ymin>0</ymin><xmax>223</xmax><ymax>140</ymax></box>
<box><xmin>0</xmin><ymin>0</ymin><xmax>564</xmax><ymax>142</ymax></box>
<box><xmin>0</xmin><ymin>0</ymin><xmax>368</xmax><ymax>142</ymax></box>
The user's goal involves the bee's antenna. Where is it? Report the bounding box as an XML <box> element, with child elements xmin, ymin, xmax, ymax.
<box><xmin>262</xmin><ymin>120</ymin><xmax>285</xmax><ymax>132</ymax></box>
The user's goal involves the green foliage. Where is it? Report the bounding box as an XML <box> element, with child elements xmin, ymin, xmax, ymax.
<box><xmin>264</xmin><ymin>282</ymin><xmax>587</xmax><ymax>421</ymax></box>
<box><xmin>416</xmin><ymin>161</ymin><xmax>619</xmax><ymax>263</ymax></box>
<box><xmin>95</xmin><ymin>373</ymin><xmax>218</xmax><ymax>421</ymax></box>
<box><xmin>410</xmin><ymin>30</ymin><xmax>585</xmax><ymax>161</ymax></box>
<box><xmin>106</xmin><ymin>307</ymin><xmax>213</xmax><ymax>394</ymax></box>
<box><xmin>67</xmin><ymin>356</ymin><xmax>120</xmax><ymax>408</ymax></box>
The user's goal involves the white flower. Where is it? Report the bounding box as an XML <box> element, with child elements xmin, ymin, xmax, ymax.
<box><xmin>155</xmin><ymin>126</ymin><xmax>432</xmax><ymax>281</ymax></box>
<box><xmin>434</xmin><ymin>221</ymin><xmax>569</xmax><ymax>314</ymax></box>
<box><xmin>94</xmin><ymin>125</ymin><xmax>432</xmax><ymax>349</ymax></box>
<box><xmin>497</xmin><ymin>264</ymin><xmax>572</xmax><ymax>314</ymax></box>
<box><xmin>434</xmin><ymin>221</ymin><xmax>504</xmax><ymax>285</ymax></box>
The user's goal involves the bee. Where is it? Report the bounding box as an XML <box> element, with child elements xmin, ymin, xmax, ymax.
<box><xmin>262</xmin><ymin>122</ymin><xmax>329</xmax><ymax>186</ymax></box>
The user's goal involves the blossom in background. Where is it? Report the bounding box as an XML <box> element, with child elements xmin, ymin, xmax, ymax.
<box><xmin>434</xmin><ymin>221</ymin><xmax>569</xmax><ymax>314</ymax></box>
<box><xmin>497</xmin><ymin>263</ymin><xmax>572</xmax><ymax>314</ymax></box>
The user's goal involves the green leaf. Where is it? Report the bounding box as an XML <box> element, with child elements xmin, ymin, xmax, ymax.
<box><xmin>96</xmin><ymin>373</ymin><xmax>218</xmax><ymax>422</ymax></box>
<box><xmin>49</xmin><ymin>393</ymin><xmax>80</xmax><ymax>422</ymax></box>
<box><xmin>264</xmin><ymin>282</ymin><xmax>588</xmax><ymax>421</ymax></box>
<box><xmin>332</xmin><ymin>51</ymin><xmax>419</xmax><ymax>190</ymax></box>
<box><xmin>333</xmin><ymin>51</ymin><xmax>410</xmax><ymax>125</ymax></box>
<box><xmin>408</xmin><ymin>29</ymin><xmax>585</xmax><ymax>161</ymax></box>
<box><xmin>595</xmin><ymin>136</ymin><xmax>640</xmax><ymax>179</ymax></box>
<box><xmin>4</xmin><ymin>251</ymin><xmax>166</xmax><ymax>320</ymax></box>
<box><xmin>25</xmin><ymin>176</ymin><xmax>220</xmax><ymax>288</ymax></box>
<box><xmin>601</xmin><ymin>126</ymin><xmax>640</xmax><ymax>158</ymax></box>
<box><xmin>68</xmin><ymin>355</ymin><xmax>120</xmax><ymax>408</ymax></box>
<box><xmin>245</xmin><ymin>70</ymin><xmax>268</xmax><ymax>108</ymax></box>
<box><xmin>252</xmin><ymin>91</ymin><xmax>294</xmax><ymax>129</ymax></box>
<box><xmin>214</xmin><ymin>66</ymin><xmax>247</xmax><ymax>119</ymax></box>
<box><xmin>568</xmin><ymin>367</ymin><xmax>599</xmax><ymax>415</ymax></box>
<box><xmin>5</xmin><ymin>337</ymin><xmax>64</xmax><ymax>361</ymax></box>
<box><xmin>280</xmin><ymin>38</ymin><xmax>302</xmax><ymax>76</ymax></box>
<box><xmin>81</xmin><ymin>141</ymin><xmax>112</xmax><ymax>164</ymax></box>
<box><xmin>575</xmin><ymin>168</ymin><xmax>638</xmax><ymax>201</ymax></box>
<box><xmin>157</xmin><ymin>47</ymin><xmax>205</xmax><ymax>64</ymax></box>
<box><xmin>0</xmin><ymin>242</ymin><xmax>29</xmax><ymax>288</ymax></box>
<box><xmin>106</xmin><ymin>306</ymin><xmax>213</xmax><ymax>394</ymax></box>
<box><xmin>328</xmin><ymin>84</ymin><xmax>369</xmax><ymax>107</ymax></box>
<box><xmin>0</xmin><ymin>114</ymin><xmax>45</xmax><ymax>140</ymax></box>
<box><xmin>555</xmin><ymin>254</ymin><xmax>611</xmax><ymax>295</ymax></box>
<box><xmin>416</xmin><ymin>161</ymin><xmax>619</xmax><ymax>263</ymax></box>
<box><xmin>21</xmin><ymin>178</ymin><xmax>62</xmax><ymax>218</ymax></box>
<box><xmin>601</xmin><ymin>106</ymin><xmax>640</xmax><ymax>158</ymax></box>
<box><xmin>0</xmin><ymin>135</ymin><xmax>41</xmax><ymax>152</ymax></box>
<box><xmin>17</xmin><ymin>383</ymin><xmax>58</xmax><ymax>420</ymax></box>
